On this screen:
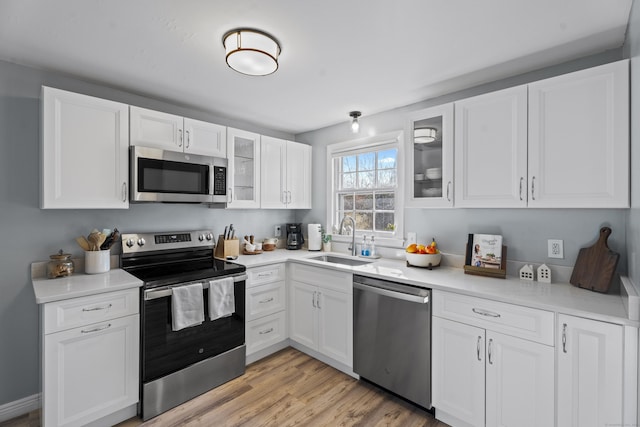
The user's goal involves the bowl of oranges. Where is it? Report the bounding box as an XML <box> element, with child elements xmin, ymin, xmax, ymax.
<box><xmin>406</xmin><ymin>238</ymin><xmax>441</xmax><ymax>267</ymax></box>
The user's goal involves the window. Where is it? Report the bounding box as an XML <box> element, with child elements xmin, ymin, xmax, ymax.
<box><xmin>328</xmin><ymin>131</ymin><xmax>404</xmax><ymax>242</ymax></box>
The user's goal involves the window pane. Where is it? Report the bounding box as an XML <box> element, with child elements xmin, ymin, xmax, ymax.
<box><xmin>377</xmin><ymin>170</ymin><xmax>397</xmax><ymax>188</ymax></box>
<box><xmin>342</xmin><ymin>156</ymin><xmax>357</xmax><ymax>173</ymax></box>
<box><xmin>375</xmin><ymin>192</ymin><xmax>395</xmax><ymax>210</ymax></box>
<box><xmin>355</xmin><ymin>194</ymin><xmax>373</xmax><ymax>210</ymax></box>
<box><xmin>355</xmin><ymin>212</ymin><xmax>373</xmax><ymax>231</ymax></box>
<box><xmin>375</xmin><ymin>212</ymin><xmax>395</xmax><ymax>231</ymax></box>
<box><xmin>342</xmin><ymin>172</ymin><xmax>356</xmax><ymax>189</ymax></box>
<box><xmin>358</xmin><ymin>171</ymin><xmax>375</xmax><ymax>188</ymax></box>
<box><xmin>378</xmin><ymin>149</ymin><xmax>397</xmax><ymax>170</ymax></box>
<box><xmin>339</xmin><ymin>194</ymin><xmax>354</xmax><ymax>210</ymax></box>
<box><xmin>358</xmin><ymin>152</ymin><xmax>375</xmax><ymax>171</ymax></box>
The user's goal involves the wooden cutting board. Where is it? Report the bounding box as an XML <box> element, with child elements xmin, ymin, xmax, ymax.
<box><xmin>570</xmin><ymin>227</ymin><xmax>619</xmax><ymax>293</ymax></box>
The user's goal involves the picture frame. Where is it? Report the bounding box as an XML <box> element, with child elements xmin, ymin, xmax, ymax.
<box><xmin>464</xmin><ymin>233</ymin><xmax>507</xmax><ymax>279</ymax></box>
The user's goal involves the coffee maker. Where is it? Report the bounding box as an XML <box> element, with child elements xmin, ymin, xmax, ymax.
<box><xmin>286</xmin><ymin>223</ymin><xmax>305</xmax><ymax>250</ymax></box>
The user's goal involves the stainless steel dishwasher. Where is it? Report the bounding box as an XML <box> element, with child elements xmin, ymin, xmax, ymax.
<box><xmin>353</xmin><ymin>274</ymin><xmax>431</xmax><ymax>409</ymax></box>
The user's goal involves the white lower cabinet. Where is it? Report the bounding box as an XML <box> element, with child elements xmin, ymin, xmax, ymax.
<box><xmin>41</xmin><ymin>289</ymin><xmax>139</xmax><ymax>427</ymax></box>
<box><xmin>245</xmin><ymin>263</ymin><xmax>288</xmax><ymax>360</ymax></box>
<box><xmin>557</xmin><ymin>314</ymin><xmax>625</xmax><ymax>427</ymax></box>
<box><xmin>288</xmin><ymin>263</ymin><xmax>353</xmax><ymax>369</ymax></box>
<box><xmin>432</xmin><ymin>290</ymin><xmax>554</xmax><ymax>427</ymax></box>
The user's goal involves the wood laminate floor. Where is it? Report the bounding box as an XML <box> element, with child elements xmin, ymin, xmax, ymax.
<box><xmin>2</xmin><ymin>348</ymin><xmax>448</xmax><ymax>427</ymax></box>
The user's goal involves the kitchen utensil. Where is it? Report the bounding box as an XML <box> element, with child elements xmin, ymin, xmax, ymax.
<box><xmin>47</xmin><ymin>249</ymin><xmax>75</xmax><ymax>278</ymax></box>
<box><xmin>570</xmin><ymin>227</ymin><xmax>620</xmax><ymax>293</ymax></box>
<box><xmin>87</xmin><ymin>231</ymin><xmax>101</xmax><ymax>251</ymax></box>
<box><xmin>75</xmin><ymin>236</ymin><xmax>91</xmax><ymax>251</ymax></box>
<box><xmin>100</xmin><ymin>228</ymin><xmax>119</xmax><ymax>250</ymax></box>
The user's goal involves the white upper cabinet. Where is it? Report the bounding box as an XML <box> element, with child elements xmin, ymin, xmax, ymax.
<box><xmin>261</xmin><ymin>136</ymin><xmax>312</xmax><ymax>209</ymax></box>
<box><xmin>41</xmin><ymin>86</ymin><xmax>129</xmax><ymax>209</ymax></box>
<box><xmin>406</xmin><ymin>103</ymin><xmax>454</xmax><ymax>208</ymax></box>
<box><xmin>454</xmin><ymin>59</ymin><xmax>629</xmax><ymax>208</ymax></box>
<box><xmin>528</xmin><ymin>60</ymin><xmax>629</xmax><ymax>208</ymax></box>
<box><xmin>227</xmin><ymin>127</ymin><xmax>261</xmax><ymax>209</ymax></box>
<box><xmin>455</xmin><ymin>86</ymin><xmax>528</xmax><ymax>208</ymax></box>
<box><xmin>130</xmin><ymin>106</ymin><xmax>226</xmax><ymax>158</ymax></box>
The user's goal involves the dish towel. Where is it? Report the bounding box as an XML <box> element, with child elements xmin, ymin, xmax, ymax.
<box><xmin>209</xmin><ymin>277</ymin><xmax>235</xmax><ymax>320</ymax></box>
<box><xmin>171</xmin><ymin>282</ymin><xmax>205</xmax><ymax>331</ymax></box>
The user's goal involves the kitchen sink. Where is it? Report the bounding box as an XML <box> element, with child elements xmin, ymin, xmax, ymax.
<box><xmin>307</xmin><ymin>255</ymin><xmax>374</xmax><ymax>267</ymax></box>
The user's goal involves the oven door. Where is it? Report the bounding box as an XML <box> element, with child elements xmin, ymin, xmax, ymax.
<box><xmin>131</xmin><ymin>146</ymin><xmax>227</xmax><ymax>203</ymax></box>
<box><xmin>141</xmin><ymin>275</ymin><xmax>246</xmax><ymax>384</ymax></box>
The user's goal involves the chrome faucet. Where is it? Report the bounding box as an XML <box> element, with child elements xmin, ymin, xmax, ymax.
<box><xmin>339</xmin><ymin>216</ymin><xmax>357</xmax><ymax>256</ymax></box>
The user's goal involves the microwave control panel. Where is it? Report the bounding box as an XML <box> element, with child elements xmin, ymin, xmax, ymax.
<box><xmin>213</xmin><ymin>166</ymin><xmax>227</xmax><ymax>196</ymax></box>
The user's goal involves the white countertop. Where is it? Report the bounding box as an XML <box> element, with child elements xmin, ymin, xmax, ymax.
<box><xmin>32</xmin><ymin>268</ymin><xmax>143</xmax><ymax>304</ymax></box>
<box><xmin>238</xmin><ymin>249</ymin><xmax>638</xmax><ymax>327</ymax></box>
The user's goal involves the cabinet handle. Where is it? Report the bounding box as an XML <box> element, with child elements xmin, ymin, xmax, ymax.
<box><xmin>228</xmin><ymin>188</ymin><xmax>233</xmax><ymax>203</ymax></box>
<box><xmin>257</xmin><ymin>271</ymin><xmax>274</xmax><ymax>277</ymax></box>
<box><xmin>185</xmin><ymin>130</ymin><xmax>191</xmax><ymax>148</ymax></box>
<box><xmin>446</xmin><ymin>181</ymin><xmax>452</xmax><ymax>202</ymax></box>
<box><xmin>477</xmin><ymin>336</ymin><xmax>482</xmax><ymax>361</ymax></box>
<box><xmin>519</xmin><ymin>177</ymin><xmax>524</xmax><ymax>201</ymax></box>
<box><xmin>82</xmin><ymin>304</ymin><xmax>112</xmax><ymax>312</ymax></box>
<box><xmin>472</xmin><ymin>308</ymin><xmax>501</xmax><ymax>318</ymax></box>
<box><xmin>81</xmin><ymin>323</ymin><xmax>111</xmax><ymax>334</ymax></box>
<box><xmin>317</xmin><ymin>292</ymin><xmax>321</xmax><ymax>309</ymax></box>
<box><xmin>312</xmin><ymin>291</ymin><xmax>317</xmax><ymax>308</ymax></box>
<box><xmin>488</xmin><ymin>338</ymin><xmax>494</xmax><ymax>364</ymax></box>
<box><xmin>282</xmin><ymin>190</ymin><xmax>287</xmax><ymax>205</ymax></box>
<box><xmin>289</xmin><ymin>191</ymin><xmax>292</xmax><ymax>204</ymax></box>
<box><xmin>259</xmin><ymin>327</ymin><xmax>274</xmax><ymax>335</ymax></box>
<box><xmin>531</xmin><ymin>176</ymin><xmax>536</xmax><ymax>201</ymax></box>
<box><xmin>562</xmin><ymin>323</ymin><xmax>567</xmax><ymax>353</ymax></box>
<box><xmin>122</xmin><ymin>182</ymin><xmax>127</xmax><ymax>202</ymax></box>
<box><xmin>259</xmin><ymin>297</ymin><xmax>274</xmax><ymax>304</ymax></box>
<box><xmin>178</xmin><ymin>129</ymin><xmax>183</xmax><ymax>147</ymax></box>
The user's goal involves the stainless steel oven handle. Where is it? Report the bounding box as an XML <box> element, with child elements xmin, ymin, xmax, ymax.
<box><xmin>144</xmin><ymin>273</ymin><xmax>248</xmax><ymax>301</ymax></box>
<box><xmin>353</xmin><ymin>282</ymin><xmax>429</xmax><ymax>304</ymax></box>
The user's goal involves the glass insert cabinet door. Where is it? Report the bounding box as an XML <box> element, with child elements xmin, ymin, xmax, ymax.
<box><xmin>227</xmin><ymin>127</ymin><xmax>261</xmax><ymax>209</ymax></box>
<box><xmin>406</xmin><ymin>103</ymin><xmax>454</xmax><ymax>208</ymax></box>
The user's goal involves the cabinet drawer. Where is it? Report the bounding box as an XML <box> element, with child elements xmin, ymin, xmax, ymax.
<box><xmin>246</xmin><ymin>281</ymin><xmax>286</xmax><ymax>321</ymax></box>
<box><xmin>289</xmin><ymin>263</ymin><xmax>352</xmax><ymax>294</ymax></box>
<box><xmin>43</xmin><ymin>288</ymin><xmax>139</xmax><ymax>334</ymax></box>
<box><xmin>247</xmin><ymin>263</ymin><xmax>286</xmax><ymax>287</ymax></box>
<box><xmin>433</xmin><ymin>290</ymin><xmax>554</xmax><ymax>346</ymax></box>
<box><xmin>246</xmin><ymin>311</ymin><xmax>287</xmax><ymax>355</ymax></box>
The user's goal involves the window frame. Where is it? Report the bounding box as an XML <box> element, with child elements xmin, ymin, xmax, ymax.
<box><xmin>326</xmin><ymin>130</ymin><xmax>405</xmax><ymax>247</ymax></box>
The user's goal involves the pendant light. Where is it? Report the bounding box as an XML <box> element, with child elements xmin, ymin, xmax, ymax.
<box><xmin>414</xmin><ymin>127</ymin><xmax>437</xmax><ymax>144</ymax></box>
<box><xmin>349</xmin><ymin>111</ymin><xmax>361</xmax><ymax>133</ymax></box>
<box><xmin>223</xmin><ymin>29</ymin><xmax>281</xmax><ymax>76</ymax></box>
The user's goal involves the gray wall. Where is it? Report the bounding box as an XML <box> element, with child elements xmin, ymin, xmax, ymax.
<box><xmin>296</xmin><ymin>49</ymin><xmax>628</xmax><ymax>269</ymax></box>
<box><xmin>0</xmin><ymin>60</ymin><xmax>300</xmax><ymax>406</ymax></box>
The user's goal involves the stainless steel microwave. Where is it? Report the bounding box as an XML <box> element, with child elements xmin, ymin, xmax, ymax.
<box><xmin>130</xmin><ymin>146</ymin><xmax>228</xmax><ymax>203</ymax></box>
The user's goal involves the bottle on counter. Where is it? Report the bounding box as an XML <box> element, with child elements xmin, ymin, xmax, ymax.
<box><xmin>370</xmin><ymin>236</ymin><xmax>376</xmax><ymax>257</ymax></box>
<box><xmin>361</xmin><ymin>235</ymin><xmax>370</xmax><ymax>257</ymax></box>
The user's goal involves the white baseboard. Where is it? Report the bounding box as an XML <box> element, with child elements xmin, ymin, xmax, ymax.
<box><xmin>0</xmin><ymin>393</ymin><xmax>41</xmax><ymax>423</ymax></box>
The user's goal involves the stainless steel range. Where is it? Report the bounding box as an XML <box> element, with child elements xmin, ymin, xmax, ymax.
<box><xmin>121</xmin><ymin>230</ymin><xmax>247</xmax><ymax>421</ymax></box>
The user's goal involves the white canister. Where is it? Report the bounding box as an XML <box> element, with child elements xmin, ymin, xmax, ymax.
<box><xmin>85</xmin><ymin>250</ymin><xmax>110</xmax><ymax>274</ymax></box>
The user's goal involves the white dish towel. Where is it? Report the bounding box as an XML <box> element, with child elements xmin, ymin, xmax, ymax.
<box><xmin>171</xmin><ymin>282</ymin><xmax>205</xmax><ymax>331</ymax></box>
<box><xmin>209</xmin><ymin>277</ymin><xmax>235</xmax><ymax>320</ymax></box>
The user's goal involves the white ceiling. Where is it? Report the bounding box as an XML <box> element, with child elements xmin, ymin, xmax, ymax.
<box><xmin>0</xmin><ymin>0</ymin><xmax>632</xmax><ymax>135</ymax></box>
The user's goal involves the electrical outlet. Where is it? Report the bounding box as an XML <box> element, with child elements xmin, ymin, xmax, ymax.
<box><xmin>407</xmin><ymin>232</ymin><xmax>417</xmax><ymax>245</ymax></box>
<box><xmin>548</xmin><ymin>239</ymin><xmax>564</xmax><ymax>259</ymax></box>
<box><xmin>274</xmin><ymin>225</ymin><xmax>281</xmax><ymax>237</ymax></box>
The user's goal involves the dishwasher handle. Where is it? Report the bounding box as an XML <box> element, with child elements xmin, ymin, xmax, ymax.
<box><xmin>353</xmin><ymin>282</ymin><xmax>429</xmax><ymax>304</ymax></box>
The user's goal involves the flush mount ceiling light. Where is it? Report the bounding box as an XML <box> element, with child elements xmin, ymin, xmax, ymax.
<box><xmin>222</xmin><ymin>28</ymin><xmax>281</xmax><ymax>76</ymax></box>
<box><xmin>414</xmin><ymin>127</ymin><xmax>437</xmax><ymax>143</ymax></box>
<box><xmin>349</xmin><ymin>111</ymin><xmax>361</xmax><ymax>133</ymax></box>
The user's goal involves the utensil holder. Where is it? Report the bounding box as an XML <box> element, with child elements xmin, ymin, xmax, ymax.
<box><xmin>214</xmin><ymin>236</ymin><xmax>239</xmax><ymax>259</ymax></box>
<box><xmin>85</xmin><ymin>250</ymin><xmax>110</xmax><ymax>274</ymax></box>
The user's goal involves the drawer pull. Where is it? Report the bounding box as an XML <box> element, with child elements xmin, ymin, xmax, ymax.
<box><xmin>81</xmin><ymin>323</ymin><xmax>111</xmax><ymax>334</ymax></box>
<box><xmin>472</xmin><ymin>308</ymin><xmax>501</xmax><ymax>318</ymax></box>
<box><xmin>259</xmin><ymin>297</ymin><xmax>274</xmax><ymax>304</ymax></box>
<box><xmin>82</xmin><ymin>304</ymin><xmax>113</xmax><ymax>312</ymax></box>
<box><xmin>312</xmin><ymin>291</ymin><xmax>317</xmax><ymax>308</ymax></box>
<box><xmin>259</xmin><ymin>327</ymin><xmax>274</xmax><ymax>335</ymax></box>
<box><xmin>257</xmin><ymin>272</ymin><xmax>274</xmax><ymax>278</ymax></box>
<box><xmin>477</xmin><ymin>336</ymin><xmax>482</xmax><ymax>361</ymax></box>
<box><xmin>562</xmin><ymin>323</ymin><xmax>567</xmax><ymax>353</ymax></box>
<box><xmin>488</xmin><ymin>338</ymin><xmax>494</xmax><ymax>364</ymax></box>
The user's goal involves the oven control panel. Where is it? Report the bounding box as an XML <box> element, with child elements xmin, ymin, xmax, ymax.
<box><xmin>121</xmin><ymin>230</ymin><xmax>215</xmax><ymax>254</ymax></box>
